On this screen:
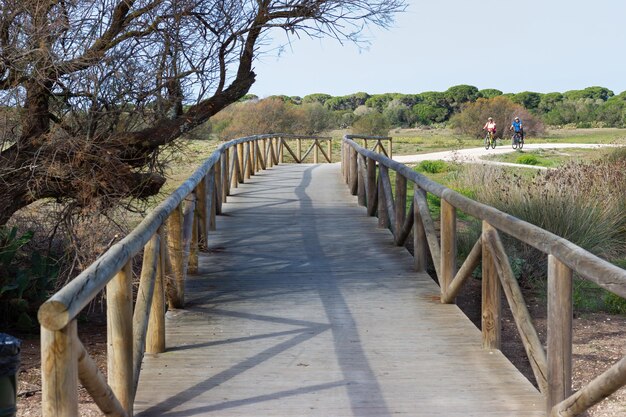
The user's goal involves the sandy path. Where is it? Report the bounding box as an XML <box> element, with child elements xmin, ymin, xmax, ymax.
<box><xmin>393</xmin><ymin>143</ymin><xmax>617</xmax><ymax>169</ymax></box>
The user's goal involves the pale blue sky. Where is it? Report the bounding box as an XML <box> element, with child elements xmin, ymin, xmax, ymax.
<box><xmin>250</xmin><ymin>0</ymin><xmax>626</xmax><ymax>97</ymax></box>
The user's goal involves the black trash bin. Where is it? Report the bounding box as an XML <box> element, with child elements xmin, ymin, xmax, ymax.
<box><xmin>0</xmin><ymin>334</ymin><xmax>20</xmax><ymax>417</ymax></box>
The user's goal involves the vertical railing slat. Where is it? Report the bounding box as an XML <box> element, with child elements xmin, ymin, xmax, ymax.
<box><xmin>107</xmin><ymin>260</ymin><xmax>134</xmax><ymax>415</ymax></box>
<box><xmin>481</xmin><ymin>221</ymin><xmax>501</xmax><ymax>349</ymax></box>
<box><xmin>147</xmin><ymin>228</ymin><xmax>167</xmax><ymax>354</ymax></box>
<box><xmin>167</xmin><ymin>203</ymin><xmax>185</xmax><ymax>308</ymax></box>
<box><xmin>394</xmin><ymin>174</ymin><xmax>407</xmax><ymax>245</ymax></box>
<box><xmin>41</xmin><ymin>321</ymin><xmax>78</xmax><ymax>417</ymax></box>
<box><xmin>547</xmin><ymin>254</ymin><xmax>573</xmax><ymax>411</ymax></box>
<box><xmin>440</xmin><ymin>198</ymin><xmax>457</xmax><ymax>296</ymax></box>
<box><xmin>132</xmin><ymin>234</ymin><xmax>160</xmax><ymax>397</ymax></box>
<box><xmin>413</xmin><ymin>186</ymin><xmax>429</xmax><ymax>272</ymax></box>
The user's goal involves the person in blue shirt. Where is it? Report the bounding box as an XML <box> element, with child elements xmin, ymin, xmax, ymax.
<box><xmin>509</xmin><ymin>116</ymin><xmax>523</xmax><ymax>140</ymax></box>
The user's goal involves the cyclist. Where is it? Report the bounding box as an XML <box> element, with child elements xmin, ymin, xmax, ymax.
<box><xmin>483</xmin><ymin>117</ymin><xmax>497</xmax><ymax>139</ymax></box>
<box><xmin>509</xmin><ymin>116</ymin><xmax>524</xmax><ymax>142</ymax></box>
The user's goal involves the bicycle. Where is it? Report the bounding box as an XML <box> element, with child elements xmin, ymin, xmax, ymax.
<box><xmin>511</xmin><ymin>131</ymin><xmax>524</xmax><ymax>149</ymax></box>
<box><xmin>484</xmin><ymin>131</ymin><xmax>496</xmax><ymax>149</ymax></box>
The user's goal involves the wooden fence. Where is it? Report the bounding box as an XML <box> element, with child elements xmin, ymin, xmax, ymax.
<box><xmin>342</xmin><ymin>134</ymin><xmax>626</xmax><ymax>417</ymax></box>
<box><xmin>36</xmin><ymin>134</ymin><xmax>333</xmax><ymax>417</ymax></box>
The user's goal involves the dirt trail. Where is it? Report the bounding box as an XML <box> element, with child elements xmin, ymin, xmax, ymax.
<box><xmin>393</xmin><ymin>143</ymin><xmax>618</xmax><ymax>169</ymax></box>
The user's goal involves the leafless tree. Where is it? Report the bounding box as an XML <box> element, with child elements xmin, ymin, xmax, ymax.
<box><xmin>0</xmin><ymin>0</ymin><xmax>405</xmax><ymax>225</ymax></box>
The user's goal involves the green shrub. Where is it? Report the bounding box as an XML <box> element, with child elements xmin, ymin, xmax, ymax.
<box><xmin>417</xmin><ymin>160</ymin><xmax>447</xmax><ymax>174</ymax></box>
<box><xmin>516</xmin><ymin>154</ymin><xmax>539</xmax><ymax>165</ymax></box>
<box><xmin>604</xmin><ymin>292</ymin><xmax>626</xmax><ymax>314</ymax></box>
<box><xmin>426</xmin><ymin>193</ymin><xmax>441</xmax><ymax>217</ymax></box>
<box><xmin>0</xmin><ymin>226</ymin><xmax>58</xmax><ymax>331</ymax></box>
<box><xmin>452</xmin><ymin>159</ymin><xmax>626</xmax><ymax>310</ymax></box>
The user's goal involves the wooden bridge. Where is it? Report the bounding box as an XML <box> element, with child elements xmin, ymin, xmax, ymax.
<box><xmin>38</xmin><ymin>135</ymin><xmax>626</xmax><ymax>416</ymax></box>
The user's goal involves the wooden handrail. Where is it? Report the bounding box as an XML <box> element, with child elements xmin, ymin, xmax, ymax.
<box><xmin>343</xmin><ymin>136</ymin><xmax>626</xmax><ymax>298</ymax></box>
<box><xmin>38</xmin><ymin>134</ymin><xmax>334</xmax><ymax>417</ymax></box>
<box><xmin>342</xmin><ymin>134</ymin><xmax>626</xmax><ymax>417</ymax></box>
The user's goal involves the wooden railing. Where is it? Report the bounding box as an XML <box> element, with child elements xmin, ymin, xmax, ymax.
<box><xmin>275</xmin><ymin>135</ymin><xmax>333</xmax><ymax>163</ymax></box>
<box><xmin>37</xmin><ymin>134</ymin><xmax>333</xmax><ymax>417</ymax></box>
<box><xmin>352</xmin><ymin>135</ymin><xmax>393</xmax><ymax>159</ymax></box>
<box><xmin>342</xmin><ymin>135</ymin><xmax>626</xmax><ymax>417</ymax></box>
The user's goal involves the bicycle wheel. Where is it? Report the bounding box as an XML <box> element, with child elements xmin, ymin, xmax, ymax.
<box><xmin>484</xmin><ymin>133</ymin><xmax>490</xmax><ymax>150</ymax></box>
<box><xmin>519</xmin><ymin>136</ymin><xmax>524</xmax><ymax>149</ymax></box>
<box><xmin>491</xmin><ymin>135</ymin><xmax>496</xmax><ymax>149</ymax></box>
<box><xmin>512</xmin><ymin>135</ymin><xmax>518</xmax><ymax>149</ymax></box>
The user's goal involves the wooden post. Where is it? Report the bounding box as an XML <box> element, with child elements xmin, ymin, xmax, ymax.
<box><xmin>41</xmin><ymin>321</ymin><xmax>78</xmax><ymax>417</ymax></box>
<box><xmin>357</xmin><ymin>154</ymin><xmax>366</xmax><ymax>207</ymax></box>
<box><xmin>237</xmin><ymin>143</ymin><xmax>244</xmax><ymax>182</ymax></box>
<box><xmin>341</xmin><ymin>142</ymin><xmax>346</xmax><ymax>177</ymax></box>
<box><xmin>249</xmin><ymin>141</ymin><xmax>255</xmax><ymax>176</ymax></box>
<box><xmin>268</xmin><ymin>138</ymin><xmax>275</xmax><ymax>167</ymax></box>
<box><xmin>262</xmin><ymin>139</ymin><xmax>268</xmax><ymax>168</ymax></box>
<box><xmin>395</xmin><ymin>174</ymin><xmax>407</xmax><ymax>245</ymax></box>
<box><xmin>182</xmin><ymin>194</ymin><xmax>196</xmax><ymax>278</ymax></box>
<box><xmin>413</xmin><ymin>186</ymin><xmax>428</xmax><ymax>272</ymax></box>
<box><xmin>313</xmin><ymin>140</ymin><xmax>319</xmax><ymax>163</ymax></box>
<box><xmin>189</xmin><ymin>211</ymin><xmax>199</xmax><ymax>274</ymax></box>
<box><xmin>547</xmin><ymin>254</ymin><xmax>573</xmax><ymax>412</ymax></box>
<box><xmin>107</xmin><ymin>260</ymin><xmax>133</xmax><ymax>415</ymax></box>
<box><xmin>255</xmin><ymin>141</ymin><xmax>266</xmax><ymax>171</ymax></box>
<box><xmin>366</xmin><ymin>157</ymin><xmax>377</xmax><ymax>216</ymax></box>
<box><xmin>214</xmin><ymin>159</ymin><xmax>222</xmax><ymax>214</ymax></box>
<box><xmin>230</xmin><ymin>147</ymin><xmax>239</xmax><ymax>189</ymax></box>
<box><xmin>221</xmin><ymin>151</ymin><xmax>229</xmax><ymax>200</ymax></box>
<box><xmin>377</xmin><ymin>174</ymin><xmax>389</xmax><ymax>229</ymax></box>
<box><xmin>132</xmin><ymin>234</ymin><xmax>159</xmax><ymax>396</ymax></box>
<box><xmin>440</xmin><ymin>198</ymin><xmax>457</xmax><ymax>295</ymax></box>
<box><xmin>244</xmin><ymin>142</ymin><xmax>252</xmax><ymax>180</ymax></box>
<box><xmin>388</xmin><ymin>138</ymin><xmax>393</xmax><ymax>159</ymax></box>
<box><xmin>147</xmin><ymin>228</ymin><xmax>167</xmax><ymax>354</ymax></box>
<box><xmin>279</xmin><ymin>137</ymin><xmax>284</xmax><ymax>163</ymax></box>
<box><xmin>349</xmin><ymin>147</ymin><xmax>358</xmax><ymax>196</ymax></box>
<box><xmin>75</xmin><ymin>336</ymin><xmax>128</xmax><ymax>417</ymax></box>
<box><xmin>297</xmin><ymin>138</ymin><xmax>302</xmax><ymax>162</ymax></box>
<box><xmin>345</xmin><ymin>143</ymin><xmax>351</xmax><ymax>184</ymax></box>
<box><xmin>327</xmin><ymin>139</ymin><xmax>332</xmax><ymax>163</ymax></box>
<box><xmin>167</xmin><ymin>203</ymin><xmax>184</xmax><ymax>308</ymax></box>
<box><xmin>195</xmin><ymin>178</ymin><xmax>207</xmax><ymax>250</ymax></box>
<box><xmin>206</xmin><ymin>167</ymin><xmax>216</xmax><ymax>231</ymax></box>
<box><xmin>481</xmin><ymin>221</ymin><xmax>501</xmax><ymax>350</ymax></box>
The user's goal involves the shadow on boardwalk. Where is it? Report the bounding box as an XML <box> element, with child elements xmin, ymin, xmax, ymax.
<box><xmin>134</xmin><ymin>164</ymin><xmax>543</xmax><ymax>417</ymax></box>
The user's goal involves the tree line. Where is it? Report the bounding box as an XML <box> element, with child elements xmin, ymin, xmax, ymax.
<box><xmin>209</xmin><ymin>85</ymin><xmax>626</xmax><ymax>138</ymax></box>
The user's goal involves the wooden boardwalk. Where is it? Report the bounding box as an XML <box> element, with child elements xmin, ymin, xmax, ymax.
<box><xmin>134</xmin><ymin>163</ymin><xmax>544</xmax><ymax>417</ymax></box>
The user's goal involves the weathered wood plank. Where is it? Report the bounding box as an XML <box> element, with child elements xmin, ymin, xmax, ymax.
<box><xmin>134</xmin><ymin>164</ymin><xmax>544</xmax><ymax>417</ymax></box>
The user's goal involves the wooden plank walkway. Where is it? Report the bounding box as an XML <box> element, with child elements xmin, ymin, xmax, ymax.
<box><xmin>134</xmin><ymin>163</ymin><xmax>544</xmax><ymax>417</ymax></box>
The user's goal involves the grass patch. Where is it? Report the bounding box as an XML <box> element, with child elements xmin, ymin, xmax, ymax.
<box><xmin>535</xmin><ymin>127</ymin><xmax>626</xmax><ymax>144</ymax></box>
<box><xmin>416</xmin><ymin>160</ymin><xmax>448</xmax><ymax>174</ymax></box>
<box><xmin>481</xmin><ymin>147</ymin><xmax>620</xmax><ymax>167</ymax></box>
<box><xmin>516</xmin><ymin>154</ymin><xmax>540</xmax><ymax>165</ymax></box>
